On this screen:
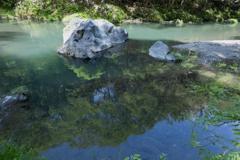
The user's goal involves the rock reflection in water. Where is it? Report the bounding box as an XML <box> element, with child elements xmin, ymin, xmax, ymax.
<box><xmin>0</xmin><ymin>49</ymin><xmax>208</xmax><ymax>154</ymax></box>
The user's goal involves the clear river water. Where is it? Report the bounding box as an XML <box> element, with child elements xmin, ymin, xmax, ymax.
<box><xmin>0</xmin><ymin>20</ymin><xmax>240</xmax><ymax>160</ymax></box>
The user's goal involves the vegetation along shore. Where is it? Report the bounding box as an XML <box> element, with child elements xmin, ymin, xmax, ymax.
<box><xmin>1</xmin><ymin>0</ymin><xmax>240</xmax><ymax>23</ymax></box>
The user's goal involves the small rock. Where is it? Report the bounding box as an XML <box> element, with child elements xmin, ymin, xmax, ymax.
<box><xmin>149</xmin><ymin>41</ymin><xmax>177</xmax><ymax>61</ymax></box>
<box><xmin>176</xmin><ymin>19</ymin><xmax>183</xmax><ymax>25</ymax></box>
<box><xmin>175</xmin><ymin>53</ymin><xmax>181</xmax><ymax>57</ymax></box>
<box><xmin>166</xmin><ymin>54</ymin><xmax>176</xmax><ymax>61</ymax></box>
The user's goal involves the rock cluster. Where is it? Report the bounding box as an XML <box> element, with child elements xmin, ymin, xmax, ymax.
<box><xmin>57</xmin><ymin>18</ymin><xmax>128</xmax><ymax>59</ymax></box>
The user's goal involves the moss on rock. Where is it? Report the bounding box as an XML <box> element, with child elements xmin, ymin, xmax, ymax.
<box><xmin>9</xmin><ymin>86</ymin><xmax>28</xmax><ymax>96</ymax></box>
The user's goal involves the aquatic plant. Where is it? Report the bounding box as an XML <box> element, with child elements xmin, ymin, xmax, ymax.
<box><xmin>124</xmin><ymin>154</ymin><xmax>141</xmax><ymax>160</ymax></box>
<box><xmin>175</xmin><ymin>55</ymin><xmax>184</xmax><ymax>62</ymax></box>
<box><xmin>214</xmin><ymin>62</ymin><xmax>227</xmax><ymax>68</ymax></box>
<box><xmin>0</xmin><ymin>141</ymin><xmax>45</xmax><ymax>160</ymax></box>
<box><xmin>10</xmin><ymin>86</ymin><xmax>28</xmax><ymax>96</ymax></box>
<box><xmin>159</xmin><ymin>153</ymin><xmax>168</xmax><ymax>160</ymax></box>
<box><xmin>92</xmin><ymin>150</ymin><xmax>168</xmax><ymax>160</ymax></box>
<box><xmin>187</xmin><ymin>83</ymin><xmax>240</xmax><ymax>159</ymax></box>
<box><xmin>170</xmin><ymin>52</ymin><xmax>184</xmax><ymax>62</ymax></box>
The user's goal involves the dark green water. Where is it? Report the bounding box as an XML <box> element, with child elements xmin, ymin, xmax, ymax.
<box><xmin>0</xmin><ymin>20</ymin><xmax>240</xmax><ymax>160</ymax></box>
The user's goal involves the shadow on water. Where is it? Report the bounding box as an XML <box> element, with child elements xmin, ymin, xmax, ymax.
<box><xmin>0</xmin><ymin>31</ymin><xmax>27</xmax><ymax>41</ymax></box>
<box><xmin>230</xmin><ymin>36</ymin><xmax>240</xmax><ymax>40</ymax></box>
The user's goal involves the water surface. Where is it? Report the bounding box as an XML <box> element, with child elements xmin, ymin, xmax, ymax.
<box><xmin>122</xmin><ymin>22</ymin><xmax>240</xmax><ymax>42</ymax></box>
<box><xmin>0</xmin><ymin>20</ymin><xmax>240</xmax><ymax>160</ymax></box>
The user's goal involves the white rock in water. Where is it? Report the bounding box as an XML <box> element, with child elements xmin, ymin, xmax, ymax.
<box><xmin>57</xmin><ymin>18</ymin><xmax>128</xmax><ymax>59</ymax></box>
<box><xmin>1</xmin><ymin>95</ymin><xmax>19</xmax><ymax>107</ymax></box>
<box><xmin>63</xmin><ymin>17</ymin><xmax>84</xmax><ymax>44</ymax></box>
<box><xmin>149</xmin><ymin>41</ymin><xmax>175</xmax><ymax>61</ymax></box>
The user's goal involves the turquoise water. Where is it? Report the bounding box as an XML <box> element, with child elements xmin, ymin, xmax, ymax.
<box><xmin>0</xmin><ymin>20</ymin><xmax>240</xmax><ymax>160</ymax></box>
<box><xmin>122</xmin><ymin>22</ymin><xmax>240</xmax><ymax>42</ymax></box>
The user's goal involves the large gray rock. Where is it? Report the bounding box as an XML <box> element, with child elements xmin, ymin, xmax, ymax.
<box><xmin>57</xmin><ymin>18</ymin><xmax>128</xmax><ymax>59</ymax></box>
<box><xmin>149</xmin><ymin>41</ymin><xmax>175</xmax><ymax>61</ymax></box>
<box><xmin>63</xmin><ymin>17</ymin><xmax>84</xmax><ymax>44</ymax></box>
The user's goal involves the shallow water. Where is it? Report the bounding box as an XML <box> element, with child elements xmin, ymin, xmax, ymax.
<box><xmin>0</xmin><ymin>20</ymin><xmax>240</xmax><ymax>160</ymax></box>
<box><xmin>121</xmin><ymin>22</ymin><xmax>240</xmax><ymax>42</ymax></box>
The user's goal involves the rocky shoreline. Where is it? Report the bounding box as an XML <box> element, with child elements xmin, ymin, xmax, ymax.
<box><xmin>172</xmin><ymin>40</ymin><xmax>240</xmax><ymax>60</ymax></box>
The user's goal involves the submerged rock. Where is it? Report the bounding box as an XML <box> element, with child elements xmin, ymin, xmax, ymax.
<box><xmin>149</xmin><ymin>41</ymin><xmax>175</xmax><ymax>61</ymax></box>
<box><xmin>102</xmin><ymin>41</ymin><xmax>128</xmax><ymax>58</ymax></box>
<box><xmin>0</xmin><ymin>86</ymin><xmax>28</xmax><ymax>109</ymax></box>
<box><xmin>57</xmin><ymin>18</ymin><xmax>128</xmax><ymax>59</ymax></box>
<box><xmin>176</xmin><ymin>19</ymin><xmax>183</xmax><ymax>25</ymax></box>
<box><xmin>123</xmin><ymin>19</ymin><xmax>142</xmax><ymax>23</ymax></box>
<box><xmin>161</xmin><ymin>21</ymin><xmax>175</xmax><ymax>24</ymax></box>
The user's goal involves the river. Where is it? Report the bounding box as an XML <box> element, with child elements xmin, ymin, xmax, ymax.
<box><xmin>0</xmin><ymin>20</ymin><xmax>240</xmax><ymax>160</ymax></box>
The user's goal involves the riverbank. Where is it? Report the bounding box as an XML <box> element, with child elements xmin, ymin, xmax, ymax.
<box><xmin>1</xmin><ymin>0</ymin><xmax>240</xmax><ymax>23</ymax></box>
<box><xmin>0</xmin><ymin>2</ymin><xmax>162</xmax><ymax>23</ymax></box>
